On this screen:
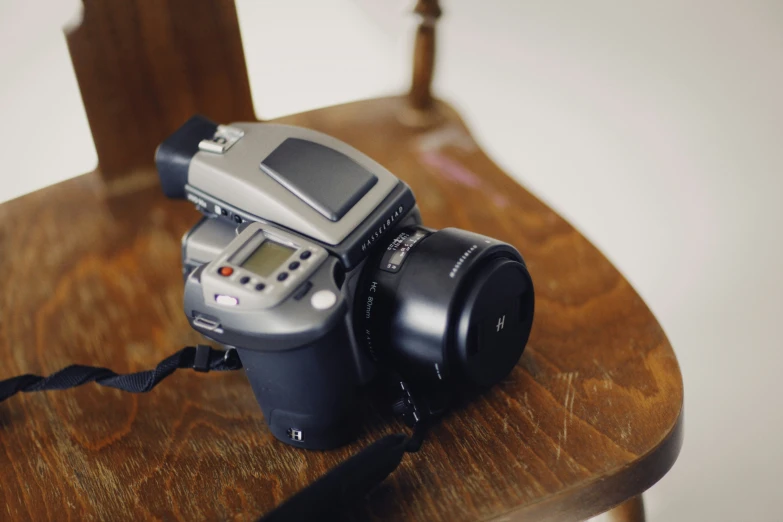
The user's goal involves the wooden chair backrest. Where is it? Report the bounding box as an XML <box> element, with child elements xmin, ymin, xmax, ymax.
<box><xmin>65</xmin><ymin>0</ymin><xmax>441</xmax><ymax>181</ymax></box>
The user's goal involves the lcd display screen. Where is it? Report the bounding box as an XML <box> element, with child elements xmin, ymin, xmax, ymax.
<box><xmin>241</xmin><ymin>240</ymin><xmax>294</xmax><ymax>277</ymax></box>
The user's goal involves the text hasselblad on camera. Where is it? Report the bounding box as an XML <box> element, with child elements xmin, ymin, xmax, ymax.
<box><xmin>156</xmin><ymin>116</ymin><xmax>535</xmax><ymax>450</ymax></box>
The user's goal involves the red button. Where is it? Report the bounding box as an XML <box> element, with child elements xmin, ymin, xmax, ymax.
<box><xmin>218</xmin><ymin>266</ymin><xmax>234</xmax><ymax>276</ymax></box>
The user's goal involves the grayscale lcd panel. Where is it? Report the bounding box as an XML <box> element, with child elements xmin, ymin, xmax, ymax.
<box><xmin>241</xmin><ymin>240</ymin><xmax>294</xmax><ymax>277</ymax></box>
<box><xmin>260</xmin><ymin>138</ymin><xmax>378</xmax><ymax>222</ymax></box>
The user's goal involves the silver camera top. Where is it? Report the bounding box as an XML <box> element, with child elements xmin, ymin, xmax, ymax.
<box><xmin>157</xmin><ymin>116</ymin><xmax>415</xmax><ymax>269</ymax></box>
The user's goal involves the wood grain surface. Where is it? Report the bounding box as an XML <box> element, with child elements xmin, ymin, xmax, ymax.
<box><xmin>0</xmin><ymin>97</ymin><xmax>683</xmax><ymax>521</ymax></box>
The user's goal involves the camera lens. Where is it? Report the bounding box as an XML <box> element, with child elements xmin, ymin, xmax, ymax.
<box><xmin>355</xmin><ymin>227</ymin><xmax>534</xmax><ymax>391</ymax></box>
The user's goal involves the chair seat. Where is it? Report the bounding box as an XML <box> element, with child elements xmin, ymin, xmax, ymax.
<box><xmin>0</xmin><ymin>96</ymin><xmax>683</xmax><ymax>522</ymax></box>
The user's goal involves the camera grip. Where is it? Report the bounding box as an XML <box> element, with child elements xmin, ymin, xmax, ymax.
<box><xmin>237</xmin><ymin>323</ymin><xmax>361</xmax><ymax>450</ymax></box>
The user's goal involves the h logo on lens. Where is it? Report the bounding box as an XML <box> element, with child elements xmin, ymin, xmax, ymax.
<box><xmin>496</xmin><ymin>315</ymin><xmax>506</xmax><ymax>332</ymax></box>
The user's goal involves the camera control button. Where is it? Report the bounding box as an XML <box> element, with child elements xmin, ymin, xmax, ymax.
<box><xmin>288</xmin><ymin>261</ymin><xmax>300</xmax><ymax>270</ymax></box>
<box><xmin>255</xmin><ymin>283</ymin><xmax>266</xmax><ymax>291</ymax></box>
<box><xmin>300</xmin><ymin>251</ymin><xmax>312</xmax><ymax>260</ymax></box>
<box><xmin>239</xmin><ymin>276</ymin><xmax>250</xmax><ymax>284</ymax></box>
<box><xmin>277</xmin><ymin>272</ymin><xmax>289</xmax><ymax>281</ymax></box>
<box><xmin>215</xmin><ymin>294</ymin><xmax>238</xmax><ymax>306</ymax></box>
<box><xmin>218</xmin><ymin>266</ymin><xmax>234</xmax><ymax>277</ymax></box>
<box><xmin>310</xmin><ymin>290</ymin><xmax>337</xmax><ymax>310</ymax></box>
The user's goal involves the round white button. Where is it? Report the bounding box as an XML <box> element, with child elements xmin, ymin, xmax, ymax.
<box><xmin>310</xmin><ymin>290</ymin><xmax>337</xmax><ymax>310</ymax></box>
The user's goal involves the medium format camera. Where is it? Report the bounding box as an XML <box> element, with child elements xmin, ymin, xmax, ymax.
<box><xmin>157</xmin><ymin>116</ymin><xmax>535</xmax><ymax>449</ymax></box>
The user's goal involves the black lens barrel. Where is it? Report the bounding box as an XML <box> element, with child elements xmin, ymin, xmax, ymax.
<box><xmin>355</xmin><ymin>226</ymin><xmax>534</xmax><ymax>392</ymax></box>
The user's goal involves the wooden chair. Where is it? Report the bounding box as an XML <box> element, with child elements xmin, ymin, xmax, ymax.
<box><xmin>0</xmin><ymin>1</ymin><xmax>683</xmax><ymax>520</ymax></box>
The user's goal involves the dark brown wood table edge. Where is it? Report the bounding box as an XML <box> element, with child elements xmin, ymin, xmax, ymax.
<box><xmin>498</xmin><ymin>408</ymin><xmax>683</xmax><ymax>521</ymax></box>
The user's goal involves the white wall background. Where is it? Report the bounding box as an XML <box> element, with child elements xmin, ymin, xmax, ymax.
<box><xmin>1</xmin><ymin>1</ymin><xmax>782</xmax><ymax>520</ymax></box>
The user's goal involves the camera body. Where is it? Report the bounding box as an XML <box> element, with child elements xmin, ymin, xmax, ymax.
<box><xmin>158</xmin><ymin>116</ymin><xmax>535</xmax><ymax>449</ymax></box>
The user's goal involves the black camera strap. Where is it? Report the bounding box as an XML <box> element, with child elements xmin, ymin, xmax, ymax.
<box><xmin>0</xmin><ymin>345</ymin><xmax>242</xmax><ymax>401</ymax></box>
<box><xmin>261</xmin><ymin>423</ymin><xmax>428</xmax><ymax>521</ymax></box>
<box><xmin>0</xmin><ymin>345</ymin><xmax>430</xmax><ymax>522</ymax></box>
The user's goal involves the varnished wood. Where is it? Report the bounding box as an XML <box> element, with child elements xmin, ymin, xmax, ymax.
<box><xmin>65</xmin><ymin>0</ymin><xmax>256</xmax><ymax>180</ymax></box>
<box><xmin>606</xmin><ymin>496</ymin><xmax>646</xmax><ymax>522</ymax></box>
<box><xmin>404</xmin><ymin>0</ymin><xmax>442</xmax><ymax>127</ymax></box>
<box><xmin>0</xmin><ymin>96</ymin><xmax>683</xmax><ymax>521</ymax></box>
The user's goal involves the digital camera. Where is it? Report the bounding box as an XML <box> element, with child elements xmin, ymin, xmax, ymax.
<box><xmin>157</xmin><ymin>116</ymin><xmax>535</xmax><ymax>449</ymax></box>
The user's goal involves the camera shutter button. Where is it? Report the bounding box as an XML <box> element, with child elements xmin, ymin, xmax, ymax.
<box><xmin>310</xmin><ymin>290</ymin><xmax>337</xmax><ymax>310</ymax></box>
